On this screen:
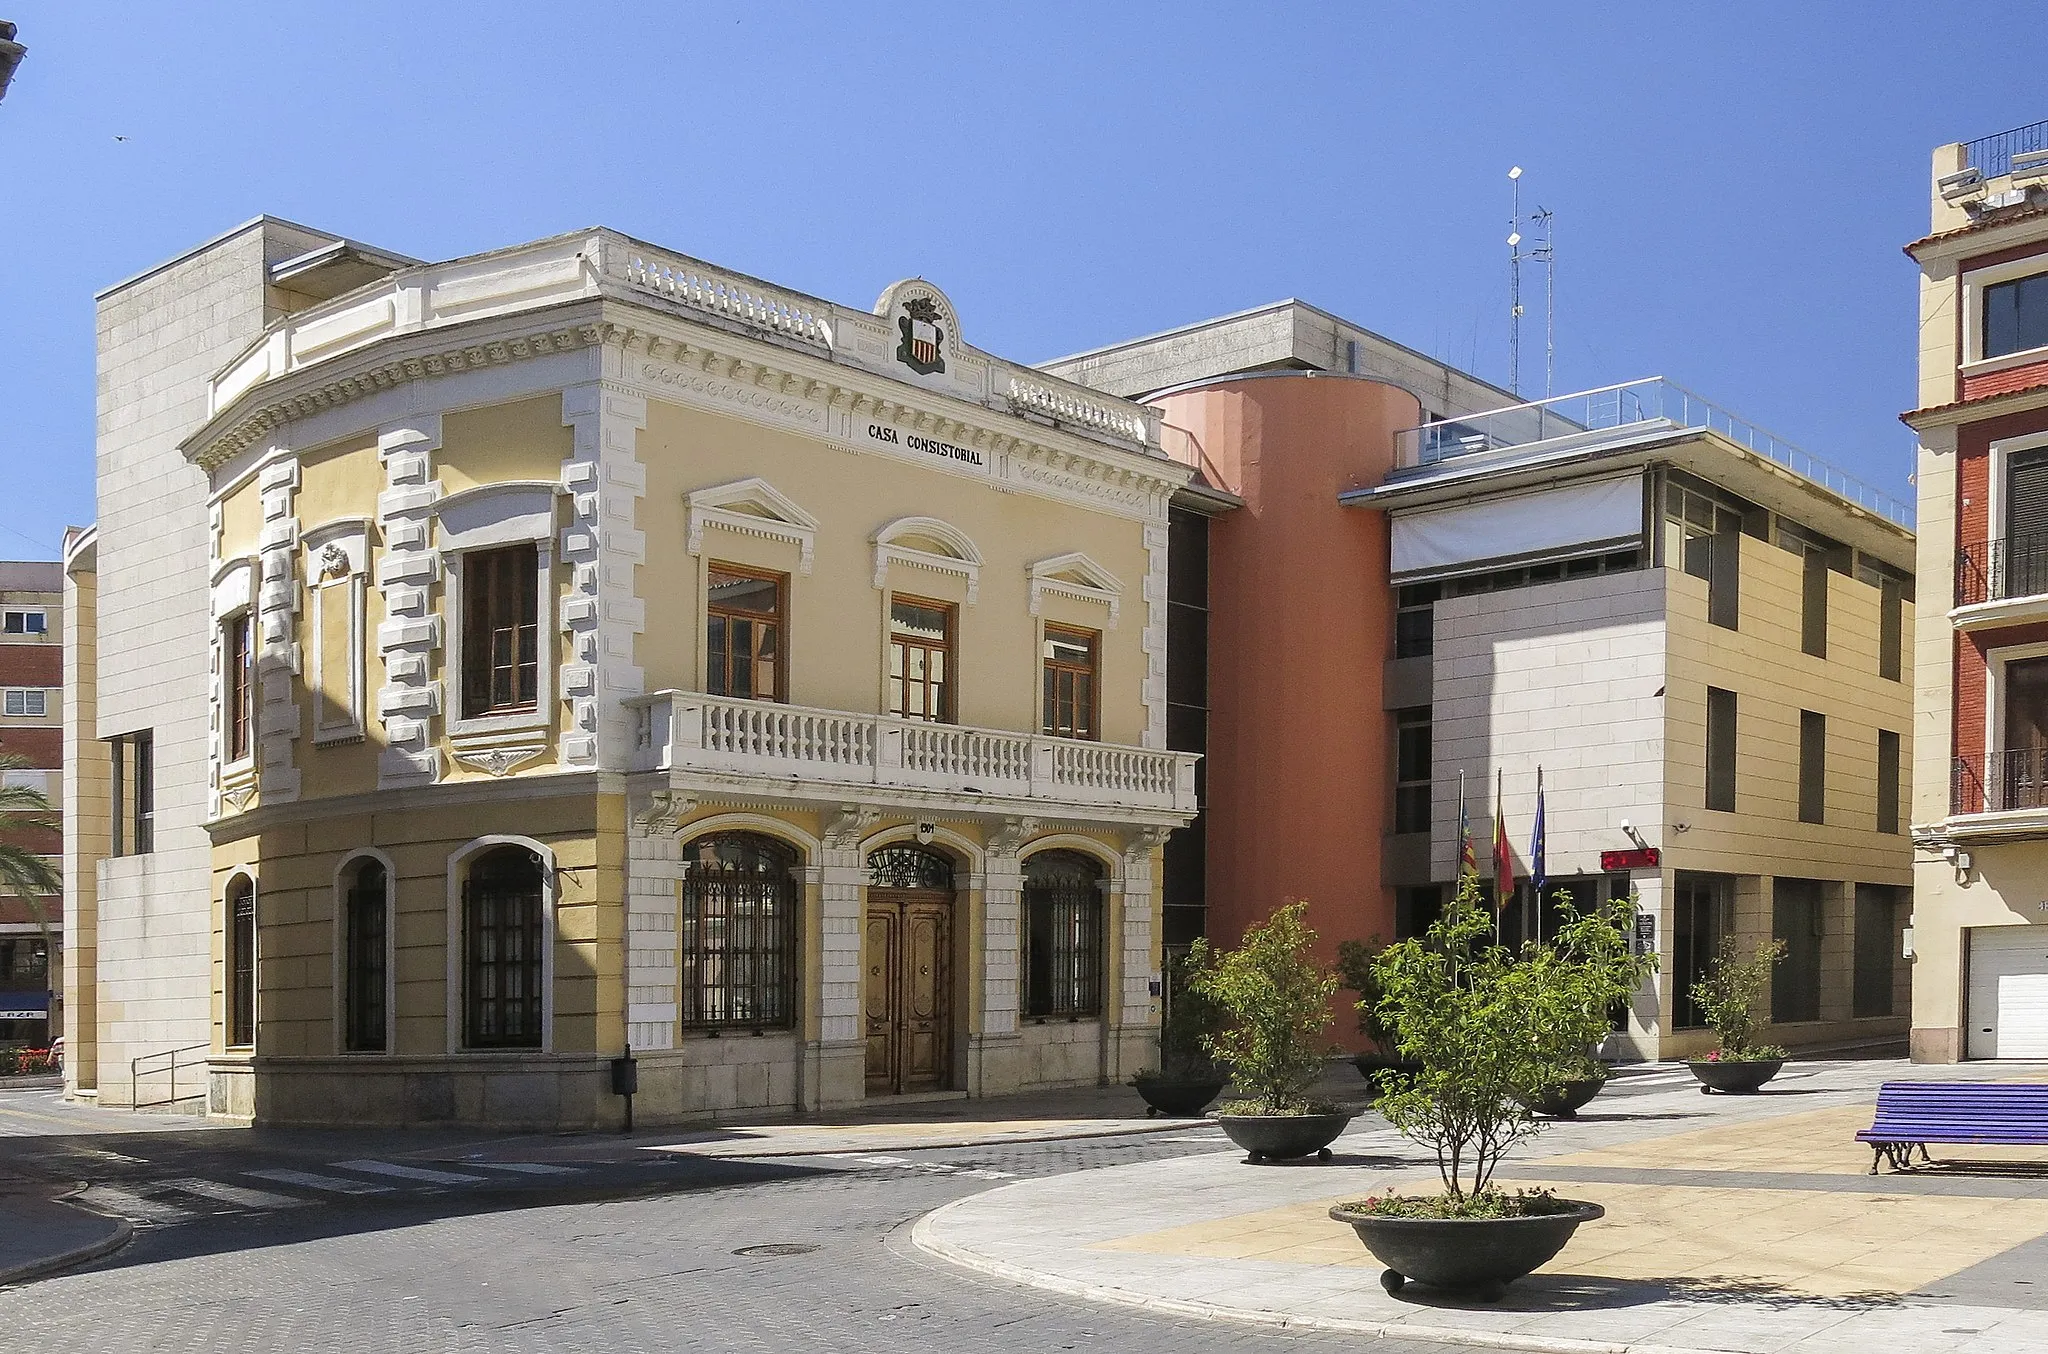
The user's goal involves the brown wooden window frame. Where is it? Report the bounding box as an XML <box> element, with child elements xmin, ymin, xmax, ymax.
<box><xmin>888</xmin><ymin>595</ymin><xmax>955</xmax><ymax>723</ymax></box>
<box><xmin>223</xmin><ymin>613</ymin><xmax>253</xmax><ymax>763</ymax></box>
<box><xmin>1041</xmin><ymin>623</ymin><xmax>1099</xmax><ymax>741</ymax></box>
<box><xmin>705</xmin><ymin>563</ymin><xmax>787</xmax><ymax>702</ymax></box>
<box><xmin>460</xmin><ymin>543</ymin><xmax>541</xmax><ymax>720</ymax></box>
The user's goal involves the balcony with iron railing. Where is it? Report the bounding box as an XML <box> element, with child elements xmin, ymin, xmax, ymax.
<box><xmin>1952</xmin><ymin>747</ymin><xmax>2048</xmax><ymax>822</ymax></box>
<box><xmin>1955</xmin><ymin>535</ymin><xmax>2048</xmax><ymax>616</ymax></box>
<box><xmin>1963</xmin><ymin>120</ymin><xmax>2048</xmax><ymax>182</ymax></box>
<box><xmin>627</xmin><ymin>691</ymin><xmax>1199</xmax><ymax>819</ymax></box>
<box><xmin>1391</xmin><ymin>377</ymin><xmax>1915</xmax><ymax>529</ymax></box>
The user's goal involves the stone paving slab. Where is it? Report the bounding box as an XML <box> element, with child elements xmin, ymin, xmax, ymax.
<box><xmin>913</xmin><ymin>1064</ymin><xmax>2048</xmax><ymax>1354</ymax></box>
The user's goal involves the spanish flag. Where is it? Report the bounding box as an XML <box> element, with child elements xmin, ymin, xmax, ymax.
<box><xmin>1492</xmin><ymin>767</ymin><xmax>1514</xmax><ymax>908</ymax></box>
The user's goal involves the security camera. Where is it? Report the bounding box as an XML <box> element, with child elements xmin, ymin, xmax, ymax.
<box><xmin>1620</xmin><ymin>818</ymin><xmax>1632</xmax><ymax>833</ymax></box>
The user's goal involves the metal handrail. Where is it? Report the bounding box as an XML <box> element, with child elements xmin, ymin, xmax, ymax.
<box><xmin>1953</xmin><ymin>749</ymin><xmax>2048</xmax><ymax>816</ymax></box>
<box><xmin>1956</xmin><ymin>535</ymin><xmax>2048</xmax><ymax>607</ymax></box>
<box><xmin>1963</xmin><ymin>120</ymin><xmax>2048</xmax><ymax>181</ymax></box>
<box><xmin>130</xmin><ymin>1042</ymin><xmax>210</xmax><ymax>1110</ymax></box>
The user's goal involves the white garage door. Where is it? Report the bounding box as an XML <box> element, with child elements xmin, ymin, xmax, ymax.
<box><xmin>1968</xmin><ymin>926</ymin><xmax>2048</xmax><ymax>1059</ymax></box>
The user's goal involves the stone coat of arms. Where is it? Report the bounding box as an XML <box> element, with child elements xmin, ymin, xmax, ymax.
<box><xmin>896</xmin><ymin>295</ymin><xmax>946</xmax><ymax>376</ymax></box>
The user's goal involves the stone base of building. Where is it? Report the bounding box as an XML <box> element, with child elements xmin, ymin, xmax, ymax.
<box><xmin>1910</xmin><ymin>1025</ymin><xmax>1963</xmax><ymax>1063</ymax></box>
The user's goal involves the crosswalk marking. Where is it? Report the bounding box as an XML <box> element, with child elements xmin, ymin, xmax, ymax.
<box><xmin>159</xmin><ymin>1177</ymin><xmax>310</xmax><ymax>1210</ymax></box>
<box><xmin>333</xmin><ymin>1158</ymin><xmax>489</xmax><ymax>1185</ymax></box>
<box><xmin>246</xmin><ymin>1167</ymin><xmax>394</xmax><ymax>1195</ymax></box>
<box><xmin>465</xmin><ymin>1161</ymin><xmax>579</xmax><ymax>1176</ymax></box>
<box><xmin>84</xmin><ymin>1184</ymin><xmax>198</xmax><ymax>1225</ymax></box>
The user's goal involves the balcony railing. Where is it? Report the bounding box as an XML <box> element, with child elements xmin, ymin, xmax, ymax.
<box><xmin>1953</xmin><ymin>748</ymin><xmax>2048</xmax><ymax>816</ymax></box>
<box><xmin>1963</xmin><ymin>120</ymin><xmax>2048</xmax><ymax>181</ymax></box>
<box><xmin>1956</xmin><ymin>536</ymin><xmax>2048</xmax><ymax>607</ymax></box>
<box><xmin>1392</xmin><ymin>377</ymin><xmax>1915</xmax><ymax>529</ymax></box>
<box><xmin>628</xmin><ymin>691</ymin><xmax>1199</xmax><ymax>816</ymax></box>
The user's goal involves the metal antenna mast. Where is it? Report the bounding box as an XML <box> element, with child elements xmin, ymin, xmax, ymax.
<box><xmin>1530</xmin><ymin>205</ymin><xmax>1555</xmax><ymax>397</ymax></box>
<box><xmin>1507</xmin><ymin>166</ymin><xmax>1523</xmax><ymax>395</ymax></box>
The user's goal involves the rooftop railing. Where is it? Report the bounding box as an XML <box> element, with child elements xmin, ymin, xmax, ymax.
<box><xmin>1392</xmin><ymin>377</ymin><xmax>1914</xmax><ymax>529</ymax></box>
<box><xmin>1963</xmin><ymin>120</ymin><xmax>2048</xmax><ymax>181</ymax></box>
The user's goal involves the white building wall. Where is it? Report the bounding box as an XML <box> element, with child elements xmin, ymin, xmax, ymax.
<box><xmin>1429</xmin><ymin>569</ymin><xmax>1671</xmax><ymax>884</ymax></box>
<box><xmin>88</xmin><ymin>219</ymin><xmax>338</xmax><ymax>1104</ymax></box>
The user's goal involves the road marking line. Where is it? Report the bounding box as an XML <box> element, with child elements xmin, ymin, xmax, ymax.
<box><xmin>333</xmin><ymin>1158</ymin><xmax>488</xmax><ymax>1185</ymax></box>
<box><xmin>247</xmin><ymin>1167</ymin><xmax>395</xmax><ymax>1195</ymax></box>
<box><xmin>84</xmin><ymin>1185</ymin><xmax>198</xmax><ymax>1224</ymax></box>
<box><xmin>463</xmin><ymin>1161</ymin><xmax>580</xmax><ymax>1175</ymax></box>
<box><xmin>160</xmin><ymin>1177</ymin><xmax>310</xmax><ymax>1210</ymax></box>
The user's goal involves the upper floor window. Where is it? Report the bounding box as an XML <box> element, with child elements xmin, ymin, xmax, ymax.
<box><xmin>706</xmin><ymin>565</ymin><xmax>784</xmax><ymax>701</ymax></box>
<box><xmin>1705</xmin><ymin>687</ymin><xmax>1737</xmax><ymax>813</ymax></box>
<box><xmin>1394</xmin><ymin>706</ymin><xmax>1431</xmax><ymax>833</ymax></box>
<box><xmin>889</xmin><ymin>597</ymin><xmax>953</xmax><ymax>722</ymax></box>
<box><xmin>2</xmin><ymin>609</ymin><xmax>45</xmax><ymax>635</ymax></box>
<box><xmin>460</xmin><ymin>544</ymin><xmax>539</xmax><ymax>719</ymax></box>
<box><xmin>2</xmin><ymin>688</ymin><xmax>48</xmax><ymax>718</ymax></box>
<box><xmin>1395</xmin><ymin>582</ymin><xmax>1437</xmax><ymax>658</ymax></box>
<box><xmin>223</xmin><ymin>614</ymin><xmax>253</xmax><ymax>762</ymax></box>
<box><xmin>1041</xmin><ymin>625</ymin><xmax>1098</xmax><ymax>740</ymax></box>
<box><xmin>1986</xmin><ymin>272</ymin><xmax>2048</xmax><ymax>360</ymax></box>
<box><xmin>1663</xmin><ymin>481</ymin><xmax>1742</xmax><ymax>630</ymax></box>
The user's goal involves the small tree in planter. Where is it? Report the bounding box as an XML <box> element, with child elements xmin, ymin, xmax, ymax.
<box><xmin>1687</xmin><ymin>937</ymin><xmax>1789</xmax><ymax>1094</ymax></box>
<box><xmin>1191</xmin><ymin>901</ymin><xmax>1352</xmax><ymax>1161</ymax></box>
<box><xmin>1131</xmin><ymin>942</ymin><xmax>1229</xmax><ymax>1116</ymax></box>
<box><xmin>1328</xmin><ymin>878</ymin><xmax>1653</xmax><ymax>1299</ymax></box>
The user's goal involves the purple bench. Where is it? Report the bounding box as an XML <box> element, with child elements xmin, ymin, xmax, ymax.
<box><xmin>1856</xmin><ymin>1081</ymin><xmax>2048</xmax><ymax>1174</ymax></box>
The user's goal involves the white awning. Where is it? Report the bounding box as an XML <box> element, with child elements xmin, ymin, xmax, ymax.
<box><xmin>1390</xmin><ymin>473</ymin><xmax>1645</xmax><ymax>577</ymax></box>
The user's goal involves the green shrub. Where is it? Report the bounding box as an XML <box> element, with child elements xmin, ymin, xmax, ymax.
<box><xmin>1334</xmin><ymin>936</ymin><xmax>1398</xmax><ymax>1052</ymax></box>
<box><xmin>1190</xmin><ymin>901</ymin><xmax>1339</xmax><ymax>1114</ymax></box>
<box><xmin>1367</xmin><ymin>877</ymin><xmax>1654</xmax><ymax>1204</ymax></box>
<box><xmin>1142</xmin><ymin>942</ymin><xmax>1227</xmax><ymax>1080</ymax></box>
<box><xmin>1690</xmin><ymin>938</ymin><xmax>1788</xmax><ymax>1060</ymax></box>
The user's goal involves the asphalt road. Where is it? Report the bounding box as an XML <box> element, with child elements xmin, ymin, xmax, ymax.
<box><xmin>0</xmin><ymin>1083</ymin><xmax>1504</xmax><ymax>1354</ymax></box>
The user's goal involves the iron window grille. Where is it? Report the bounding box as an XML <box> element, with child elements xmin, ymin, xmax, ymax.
<box><xmin>1022</xmin><ymin>850</ymin><xmax>1104</xmax><ymax>1020</ymax></box>
<box><xmin>344</xmin><ymin>859</ymin><xmax>388</xmax><ymax>1053</ymax></box>
<box><xmin>681</xmin><ymin>833</ymin><xmax>800</xmax><ymax>1031</ymax></box>
<box><xmin>868</xmin><ymin>844</ymin><xmax>955</xmax><ymax>891</ymax></box>
<box><xmin>227</xmin><ymin>877</ymin><xmax>256</xmax><ymax>1048</ymax></box>
<box><xmin>463</xmin><ymin>846</ymin><xmax>545</xmax><ymax>1049</ymax></box>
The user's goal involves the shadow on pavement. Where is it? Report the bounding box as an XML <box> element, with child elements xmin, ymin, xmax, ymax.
<box><xmin>1388</xmin><ymin>1271</ymin><xmax>1903</xmax><ymax>1313</ymax></box>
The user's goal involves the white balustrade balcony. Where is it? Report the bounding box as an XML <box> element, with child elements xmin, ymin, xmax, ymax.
<box><xmin>628</xmin><ymin>691</ymin><xmax>1198</xmax><ymax>818</ymax></box>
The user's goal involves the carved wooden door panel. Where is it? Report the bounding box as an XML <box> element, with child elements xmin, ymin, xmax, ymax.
<box><xmin>899</xmin><ymin>900</ymin><xmax>951</xmax><ymax>1092</ymax></box>
<box><xmin>864</xmin><ymin>906</ymin><xmax>899</xmax><ymax>1093</ymax></box>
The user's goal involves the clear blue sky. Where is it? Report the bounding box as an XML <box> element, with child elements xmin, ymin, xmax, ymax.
<box><xmin>0</xmin><ymin>3</ymin><xmax>2035</xmax><ymax>559</ymax></box>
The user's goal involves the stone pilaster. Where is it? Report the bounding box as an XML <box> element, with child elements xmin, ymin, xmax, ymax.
<box><xmin>374</xmin><ymin>419</ymin><xmax>444</xmax><ymax>788</ymax></box>
<box><xmin>1140</xmin><ymin>519</ymin><xmax>1169</xmax><ymax>749</ymax></box>
<box><xmin>624</xmin><ymin>791</ymin><xmax>687</xmax><ymax>1051</ymax></box>
<box><xmin>254</xmin><ymin>455</ymin><xmax>302</xmax><ymax>803</ymax></box>
<box><xmin>559</xmin><ymin>383</ymin><xmax>647</xmax><ymax>769</ymax></box>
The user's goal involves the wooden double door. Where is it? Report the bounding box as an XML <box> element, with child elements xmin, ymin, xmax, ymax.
<box><xmin>865</xmin><ymin>889</ymin><xmax>953</xmax><ymax>1095</ymax></box>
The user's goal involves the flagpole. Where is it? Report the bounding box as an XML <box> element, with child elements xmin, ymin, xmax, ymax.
<box><xmin>1494</xmin><ymin>767</ymin><xmax>1503</xmax><ymax>945</ymax></box>
<box><xmin>1534</xmin><ymin>767</ymin><xmax>1544</xmax><ymax>946</ymax></box>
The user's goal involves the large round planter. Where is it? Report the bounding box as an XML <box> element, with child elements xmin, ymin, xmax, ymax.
<box><xmin>1687</xmin><ymin>1058</ymin><xmax>1783</xmax><ymax>1095</ymax></box>
<box><xmin>1212</xmin><ymin>1111</ymin><xmax>1354</xmax><ymax>1163</ymax></box>
<box><xmin>1353</xmin><ymin>1053</ymin><xmax>1423</xmax><ymax>1083</ymax></box>
<box><xmin>1519</xmin><ymin>1075</ymin><xmax>1608</xmax><ymax>1119</ymax></box>
<box><xmin>1329</xmin><ymin>1200</ymin><xmax>1605</xmax><ymax>1300</ymax></box>
<box><xmin>1132</xmin><ymin>1076</ymin><xmax>1227</xmax><ymax>1118</ymax></box>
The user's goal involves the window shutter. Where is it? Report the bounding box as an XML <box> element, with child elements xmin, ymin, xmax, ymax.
<box><xmin>2006</xmin><ymin>450</ymin><xmax>2048</xmax><ymax>597</ymax></box>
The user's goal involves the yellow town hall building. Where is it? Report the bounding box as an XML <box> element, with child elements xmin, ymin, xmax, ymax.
<box><xmin>65</xmin><ymin>220</ymin><xmax>1197</xmax><ymax>1128</ymax></box>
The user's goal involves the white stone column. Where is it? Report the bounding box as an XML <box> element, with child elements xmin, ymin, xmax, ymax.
<box><xmin>374</xmin><ymin>419</ymin><xmax>444</xmax><ymax>788</ymax></box>
<box><xmin>560</xmin><ymin>382</ymin><xmax>647</xmax><ymax>770</ymax></box>
<box><xmin>624</xmin><ymin>793</ymin><xmax>684</xmax><ymax>1051</ymax></box>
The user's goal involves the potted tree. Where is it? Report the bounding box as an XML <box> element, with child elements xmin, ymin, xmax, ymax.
<box><xmin>1329</xmin><ymin>878</ymin><xmax>1654</xmax><ymax>1300</ymax></box>
<box><xmin>1336</xmin><ymin>936</ymin><xmax>1421</xmax><ymax>1089</ymax></box>
<box><xmin>1194</xmin><ymin>901</ymin><xmax>1353</xmax><ymax>1163</ymax></box>
<box><xmin>1686</xmin><ymin>938</ymin><xmax>1789</xmax><ymax>1094</ymax></box>
<box><xmin>1132</xmin><ymin>943</ymin><xmax>1229</xmax><ymax>1117</ymax></box>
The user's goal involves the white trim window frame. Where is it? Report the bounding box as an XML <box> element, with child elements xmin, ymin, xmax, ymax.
<box><xmin>871</xmin><ymin>516</ymin><xmax>983</xmax><ymax>604</ymax></box>
<box><xmin>1</xmin><ymin>608</ymin><xmax>46</xmax><ymax>636</ymax></box>
<box><xmin>1985</xmin><ymin>639</ymin><xmax>2048</xmax><ymax>768</ymax></box>
<box><xmin>1</xmin><ymin>688</ymin><xmax>50</xmax><ymax>718</ymax></box>
<box><xmin>437</xmin><ymin>483</ymin><xmax>560</xmax><ymax>741</ymax></box>
<box><xmin>1986</xmin><ymin>429</ymin><xmax>2048</xmax><ymax>554</ymax></box>
<box><xmin>1960</xmin><ymin>252</ymin><xmax>2048</xmax><ymax>375</ymax></box>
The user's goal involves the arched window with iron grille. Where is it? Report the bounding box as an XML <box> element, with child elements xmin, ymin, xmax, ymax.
<box><xmin>343</xmin><ymin>857</ymin><xmax>389</xmax><ymax>1053</ymax></box>
<box><xmin>463</xmin><ymin>846</ymin><xmax>545</xmax><ymax>1049</ymax></box>
<box><xmin>1022</xmin><ymin>849</ymin><xmax>1104</xmax><ymax>1020</ymax></box>
<box><xmin>681</xmin><ymin>832</ymin><xmax>800</xmax><ymax>1031</ymax></box>
<box><xmin>226</xmin><ymin>875</ymin><xmax>256</xmax><ymax>1048</ymax></box>
<box><xmin>867</xmin><ymin>843</ymin><xmax>954</xmax><ymax>891</ymax></box>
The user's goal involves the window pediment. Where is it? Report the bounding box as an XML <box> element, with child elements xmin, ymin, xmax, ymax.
<box><xmin>1028</xmin><ymin>552</ymin><xmax>1123</xmax><ymax>627</ymax></box>
<box><xmin>436</xmin><ymin>481</ymin><xmax>560</xmax><ymax>551</ymax></box>
<box><xmin>686</xmin><ymin>477</ymin><xmax>818</xmax><ymax>574</ymax></box>
<box><xmin>873</xmin><ymin>516</ymin><xmax>983</xmax><ymax>602</ymax></box>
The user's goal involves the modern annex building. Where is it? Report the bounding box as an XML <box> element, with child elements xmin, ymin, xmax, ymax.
<box><xmin>1907</xmin><ymin>120</ymin><xmax>2048</xmax><ymax>1061</ymax></box>
<box><xmin>64</xmin><ymin>218</ymin><xmax>1197</xmax><ymax>1126</ymax></box>
<box><xmin>1052</xmin><ymin>307</ymin><xmax>1918</xmax><ymax>1059</ymax></box>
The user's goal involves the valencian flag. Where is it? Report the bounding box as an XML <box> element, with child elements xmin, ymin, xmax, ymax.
<box><xmin>1492</xmin><ymin>767</ymin><xmax>1514</xmax><ymax>907</ymax></box>
<box><xmin>1457</xmin><ymin>771</ymin><xmax>1478</xmax><ymax>882</ymax></box>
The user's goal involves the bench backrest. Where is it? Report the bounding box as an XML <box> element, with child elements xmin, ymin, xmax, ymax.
<box><xmin>1870</xmin><ymin>1081</ymin><xmax>2048</xmax><ymax>1124</ymax></box>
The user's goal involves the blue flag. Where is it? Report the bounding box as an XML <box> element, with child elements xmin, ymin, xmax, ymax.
<box><xmin>1530</xmin><ymin>767</ymin><xmax>1547</xmax><ymax>900</ymax></box>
